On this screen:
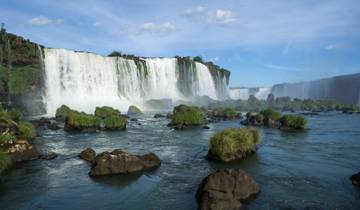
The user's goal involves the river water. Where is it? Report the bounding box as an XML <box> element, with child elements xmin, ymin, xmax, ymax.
<box><xmin>0</xmin><ymin>112</ymin><xmax>359</xmax><ymax>210</ymax></box>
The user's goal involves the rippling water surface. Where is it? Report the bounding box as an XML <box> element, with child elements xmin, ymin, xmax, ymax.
<box><xmin>0</xmin><ymin>112</ymin><xmax>359</xmax><ymax>210</ymax></box>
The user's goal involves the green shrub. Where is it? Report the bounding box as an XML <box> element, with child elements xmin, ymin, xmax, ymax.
<box><xmin>208</xmin><ymin>127</ymin><xmax>261</xmax><ymax>162</ymax></box>
<box><xmin>18</xmin><ymin>122</ymin><xmax>36</xmax><ymax>140</ymax></box>
<box><xmin>65</xmin><ymin>111</ymin><xmax>101</xmax><ymax>130</ymax></box>
<box><xmin>0</xmin><ymin>150</ymin><xmax>12</xmax><ymax>174</ymax></box>
<box><xmin>280</xmin><ymin>115</ymin><xmax>307</xmax><ymax>130</ymax></box>
<box><xmin>104</xmin><ymin>115</ymin><xmax>127</xmax><ymax>130</ymax></box>
<box><xmin>255</xmin><ymin>114</ymin><xmax>265</xmax><ymax>125</ymax></box>
<box><xmin>0</xmin><ymin>132</ymin><xmax>17</xmax><ymax>144</ymax></box>
<box><xmin>55</xmin><ymin>105</ymin><xmax>72</xmax><ymax>120</ymax></box>
<box><xmin>259</xmin><ymin>109</ymin><xmax>281</xmax><ymax>121</ymax></box>
<box><xmin>8</xmin><ymin>108</ymin><xmax>23</xmax><ymax>122</ymax></box>
<box><xmin>171</xmin><ymin>104</ymin><xmax>205</xmax><ymax>126</ymax></box>
<box><xmin>212</xmin><ymin>107</ymin><xmax>241</xmax><ymax>119</ymax></box>
<box><xmin>95</xmin><ymin>106</ymin><xmax>121</xmax><ymax>119</ymax></box>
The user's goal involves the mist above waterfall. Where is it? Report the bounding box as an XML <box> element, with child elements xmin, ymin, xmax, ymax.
<box><xmin>43</xmin><ymin>48</ymin><xmax>229</xmax><ymax>115</ymax></box>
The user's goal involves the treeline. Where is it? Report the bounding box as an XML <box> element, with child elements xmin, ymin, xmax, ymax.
<box><xmin>209</xmin><ymin>94</ymin><xmax>360</xmax><ymax>113</ymax></box>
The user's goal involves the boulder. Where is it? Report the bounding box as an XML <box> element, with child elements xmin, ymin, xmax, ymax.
<box><xmin>89</xmin><ymin>149</ymin><xmax>161</xmax><ymax>176</ymax></box>
<box><xmin>64</xmin><ymin>111</ymin><xmax>101</xmax><ymax>132</ymax></box>
<box><xmin>171</xmin><ymin>104</ymin><xmax>205</xmax><ymax>129</ymax></box>
<box><xmin>127</xmin><ymin>105</ymin><xmax>143</xmax><ymax>116</ymax></box>
<box><xmin>154</xmin><ymin>113</ymin><xmax>165</xmax><ymax>118</ymax></box>
<box><xmin>79</xmin><ymin>148</ymin><xmax>96</xmax><ymax>162</ymax></box>
<box><xmin>6</xmin><ymin>140</ymin><xmax>39</xmax><ymax>162</ymax></box>
<box><xmin>203</xmin><ymin>125</ymin><xmax>210</xmax><ymax>129</ymax></box>
<box><xmin>196</xmin><ymin>169</ymin><xmax>261</xmax><ymax>210</ymax></box>
<box><xmin>350</xmin><ymin>172</ymin><xmax>360</xmax><ymax>186</ymax></box>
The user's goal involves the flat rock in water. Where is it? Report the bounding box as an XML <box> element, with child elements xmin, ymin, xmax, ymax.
<box><xmin>196</xmin><ymin>169</ymin><xmax>261</xmax><ymax>210</ymax></box>
<box><xmin>40</xmin><ymin>152</ymin><xmax>58</xmax><ymax>160</ymax></box>
<box><xmin>89</xmin><ymin>149</ymin><xmax>161</xmax><ymax>176</ymax></box>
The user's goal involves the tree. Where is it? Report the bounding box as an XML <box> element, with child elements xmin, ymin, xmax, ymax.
<box><xmin>193</xmin><ymin>56</ymin><xmax>203</xmax><ymax>63</ymax></box>
<box><xmin>108</xmin><ymin>51</ymin><xmax>122</xmax><ymax>57</ymax></box>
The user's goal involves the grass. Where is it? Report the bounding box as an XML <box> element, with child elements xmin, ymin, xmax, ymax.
<box><xmin>280</xmin><ymin>115</ymin><xmax>307</xmax><ymax>130</ymax></box>
<box><xmin>104</xmin><ymin>115</ymin><xmax>127</xmax><ymax>130</ymax></box>
<box><xmin>0</xmin><ymin>150</ymin><xmax>12</xmax><ymax>174</ymax></box>
<box><xmin>208</xmin><ymin>127</ymin><xmax>261</xmax><ymax>162</ymax></box>
<box><xmin>55</xmin><ymin>105</ymin><xmax>72</xmax><ymax>120</ymax></box>
<box><xmin>212</xmin><ymin>107</ymin><xmax>241</xmax><ymax>119</ymax></box>
<box><xmin>171</xmin><ymin>104</ymin><xmax>205</xmax><ymax>126</ymax></box>
<box><xmin>18</xmin><ymin>122</ymin><xmax>36</xmax><ymax>140</ymax></box>
<box><xmin>66</xmin><ymin>111</ymin><xmax>101</xmax><ymax>130</ymax></box>
<box><xmin>95</xmin><ymin>106</ymin><xmax>121</xmax><ymax>119</ymax></box>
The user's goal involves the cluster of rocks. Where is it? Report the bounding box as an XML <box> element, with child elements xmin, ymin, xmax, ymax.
<box><xmin>79</xmin><ymin>148</ymin><xmax>161</xmax><ymax>176</ymax></box>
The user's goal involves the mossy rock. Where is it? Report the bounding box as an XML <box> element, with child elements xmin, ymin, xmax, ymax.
<box><xmin>127</xmin><ymin>105</ymin><xmax>143</xmax><ymax>116</ymax></box>
<box><xmin>65</xmin><ymin>111</ymin><xmax>101</xmax><ymax>132</ymax></box>
<box><xmin>211</xmin><ymin>107</ymin><xmax>242</xmax><ymax>120</ymax></box>
<box><xmin>18</xmin><ymin>122</ymin><xmax>37</xmax><ymax>140</ymax></box>
<box><xmin>171</xmin><ymin>104</ymin><xmax>205</xmax><ymax>128</ymax></box>
<box><xmin>55</xmin><ymin>105</ymin><xmax>72</xmax><ymax>120</ymax></box>
<box><xmin>280</xmin><ymin>115</ymin><xmax>307</xmax><ymax>130</ymax></box>
<box><xmin>0</xmin><ymin>132</ymin><xmax>17</xmax><ymax>144</ymax></box>
<box><xmin>104</xmin><ymin>115</ymin><xmax>127</xmax><ymax>130</ymax></box>
<box><xmin>207</xmin><ymin>127</ymin><xmax>261</xmax><ymax>162</ymax></box>
<box><xmin>0</xmin><ymin>150</ymin><xmax>12</xmax><ymax>174</ymax></box>
<box><xmin>95</xmin><ymin>106</ymin><xmax>121</xmax><ymax>119</ymax></box>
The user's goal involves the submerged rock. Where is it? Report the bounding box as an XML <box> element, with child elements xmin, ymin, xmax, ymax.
<box><xmin>202</xmin><ymin>125</ymin><xmax>210</xmax><ymax>129</ymax></box>
<box><xmin>6</xmin><ymin>140</ymin><xmax>39</xmax><ymax>162</ymax></box>
<box><xmin>40</xmin><ymin>152</ymin><xmax>58</xmax><ymax>160</ymax></box>
<box><xmin>79</xmin><ymin>148</ymin><xmax>96</xmax><ymax>162</ymax></box>
<box><xmin>350</xmin><ymin>172</ymin><xmax>360</xmax><ymax>186</ymax></box>
<box><xmin>154</xmin><ymin>113</ymin><xmax>165</xmax><ymax>118</ymax></box>
<box><xmin>196</xmin><ymin>169</ymin><xmax>261</xmax><ymax>210</ymax></box>
<box><xmin>89</xmin><ymin>149</ymin><xmax>161</xmax><ymax>176</ymax></box>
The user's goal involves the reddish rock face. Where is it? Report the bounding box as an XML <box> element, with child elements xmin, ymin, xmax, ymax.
<box><xmin>89</xmin><ymin>149</ymin><xmax>161</xmax><ymax>176</ymax></box>
<box><xmin>196</xmin><ymin>169</ymin><xmax>261</xmax><ymax>210</ymax></box>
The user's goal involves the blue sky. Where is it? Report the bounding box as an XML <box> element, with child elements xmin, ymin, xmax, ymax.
<box><xmin>1</xmin><ymin>0</ymin><xmax>360</xmax><ymax>87</ymax></box>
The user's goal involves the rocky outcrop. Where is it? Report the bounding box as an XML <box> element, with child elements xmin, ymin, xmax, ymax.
<box><xmin>127</xmin><ymin>105</ymin><xmax>143</xmax><ymax>116</ymax></box>
<box><xmin>350</xmin><ymin>172</ymin><xmax>360</xmax><ymax>186</ymax></box>
<box><xmin>5</xmin><ymin>140</ymin><xmax>39</xmax><ymax>162</ymax></box>
<box><xmin>196</xmin><ymin>169</ymin><xmax>261</xmax><ymax>210</ymax></box>
<box><xmin>89</xmin><ymin>149</ymin><xmax>161</xmax><ymax>176</ymax></box>
<box><xmin>40</xmin><ymin>152</ymin><xmax>58</xmax><ymax>160</ymax></box>
<box><xmin>79</xmin><ymin>148</ymin><xmax>96</xmax><ymax>162</ymax></box>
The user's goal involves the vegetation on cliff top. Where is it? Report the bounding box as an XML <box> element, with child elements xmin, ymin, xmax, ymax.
<box><xmin>208</xmin><ymin>127</ymin><xmax>261</xmax><ymax>162</ymax></box>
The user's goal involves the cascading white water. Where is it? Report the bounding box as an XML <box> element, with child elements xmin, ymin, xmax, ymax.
<box><xmin>194</xmin><ymin>62</ymin><xmax>218</xmax><ymax>99</ymax></box>
<box><xmin>229</xmin><ymin>87</ymin><xmax>271</xmax><ymax>100</ymax></box>
<box><xmin>43</xmin><ymin>48</ymin><xmax>225</xmax><ymax>115</ymax></box>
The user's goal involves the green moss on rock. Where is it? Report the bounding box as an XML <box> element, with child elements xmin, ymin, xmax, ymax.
<box><xmin>208</xmin><ymin>127</ymin><xmax>261</xmax><ymax>162</ymax></box>
<box><xmin>65</xmin><ymin>111</ymin><xmax>101</xmax><ymax>131</ymax></box>
<box><xmin>0</xmin><ymin>132</ymin><xmax>17</xmax><ymax>144</ymax></box>
<box><xmin>18</xmin><ymin>122</ymin><xmax>36</xmax><ymax>140</ymax></box>
<box><xmin>171</xmin><ymin>104</ymin><xmax>205</xmax><ymax>128</ymax></box>
<box><xmin>95</xmin><ymin>106</ymin><xmax>121</xmax><ymax>119</ymax></box>
<box><xmin>127</xmin><ymin>105</ymin><xmax>143</xmax><ymax>116</ymax></box>
<box><xmin>212</xmin><ymin>107</ymin><xmax>241</xmax><ymax>120</ymax></box>
<box><xmin>280</xmin><ymin>115</ymin><xmax>307</xmax><ymax>130</ymax></box>
<box><xmin>104</xmin><ymin>115</ymin><xmax>127</xmax><ymax>130</ymax></box>
<box><xmin>55</xmin><ymin>105</ymin><xmax>72</xmax><ymax>120</ymax></box>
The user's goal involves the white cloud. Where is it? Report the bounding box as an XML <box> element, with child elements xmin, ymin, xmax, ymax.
<box><xmin>138</xmin><ymin>21</ymin><xmax>176</xmax><ymax>35</ymax></box>
<box><xmin>325</xmin><ymin>44</ymin><xmax>336</xmax><ymax>50</ymax></box>
<box><xmin>29</xmin><ymin>16</ymin><xmax>64</xmax><ymax>25</ymax></box>
<box><xmin>93</xmin><ymin>21</ymin><xmax>102</xmax><ymax>27</ymax></box>
<box><xmin>183</xmin><ymin>6</ymin><xmax>206</xmax><ymax>17</ymax></box>
<box><xmin>211</xmin><ymin>9</ymin><xmax>236</xmax><ymax>25</ymax></box>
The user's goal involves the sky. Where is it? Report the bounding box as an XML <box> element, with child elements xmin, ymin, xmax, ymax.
<box><xmin>0</xmin><ymin>0</ymin><xmax>360</xmax><ymax>87</ymax></box>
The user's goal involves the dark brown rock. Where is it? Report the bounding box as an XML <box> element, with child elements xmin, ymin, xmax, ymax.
<box><xmin>196</xmin><ymin>169</ymin><xmax>261</xmax><ymax>210</ymax></box>
<box><xmin>79</xmin><ymin>148</ymin><xmax>96</xmax><ymax>162</ymax></box>
<box><xmin>154</xmin><ymin>114</ymin><xmax>165</xmax><ymax>118</ymax></box>
<box><xmin>6</xmin><ymin>140</ymin><xmax>39</xmax><ymax>162</ymax></box>
<box><xmin>40</xmin><ymin>152</ymin><xmax>58</xmax><ymax>160</ymax></box>
<box><xmin>89</xmin><ymin>149</ymin><xmax>161</xmax><ymax>176</ymax></box>
<box><xmin>350</xmin><ymin>172</ymin><xmax>360</xmax><ymax>186</ymax></box>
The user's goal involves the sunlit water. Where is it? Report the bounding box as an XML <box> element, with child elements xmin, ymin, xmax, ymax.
<box><xmin>0</xmin><ymin>113</ymin><xmax>360</xmax><ymax>210</ymax></box>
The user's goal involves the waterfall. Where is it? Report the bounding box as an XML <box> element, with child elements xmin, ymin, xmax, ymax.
<box><xmin>43</xmin><ymin>48</ymin><xmax>228</xmax><ymax>115</ymax></box>
<box><xmin>229</xmin><ymin>87</ymin><xmax>270</xmax><ymax>100</ymax></box>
